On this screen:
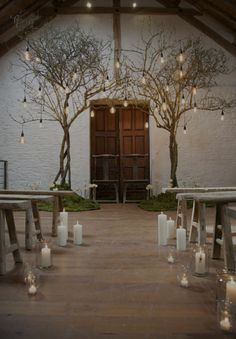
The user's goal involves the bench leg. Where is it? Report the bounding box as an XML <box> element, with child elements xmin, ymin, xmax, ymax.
<box><xmin>199</xmin><ymin>202</ymin><xmax>206</xmax><ymax>245</ymax></box>
<box><xmin>212</xmin><ymin>203</ymin><xmax>223</xmax><ymax>259</ymax></box>
<box><xmin>0</xmin><ymin>210</ymin><xmax>6</xmax><ymax>275</ymax></box>
<box><xmin>189</xmin><ymin>200</ymin><xmax>199</xmax><ymax>242</ymax></box>
<box><xmin>123</xmin><ymin>184</ymin><xmax>127</xmax><ymax>204</ymax></box>
<box><xmin>52</xmin><ymin>197</ymin><xmax>59</xmax><ymax>237</ymax></box>
<box><xmin>32</xmin><ymin>202</ymin><xmax>43</xmax><ymax>241</ymax></box>
<box><xmin>25</xmin><ymin>207</ymin><xmax>34</xmax><ymax>250</ymax></box>
<box><xmin>5</xmin><ymin>210</ymin><xmax>22</xmax><ymax>264</ymax></box>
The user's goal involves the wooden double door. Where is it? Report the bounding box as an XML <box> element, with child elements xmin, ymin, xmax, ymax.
<box><xmin>90</xmin><ymin>105</ymin><xmax>150</xmax><ymax>202</ymax></box>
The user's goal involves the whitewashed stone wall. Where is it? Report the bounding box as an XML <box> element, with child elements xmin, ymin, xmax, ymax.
<box><xmin>0</xmin><ymin>7</ymin><xmax>236</xmax><ymax>194</ymax></box>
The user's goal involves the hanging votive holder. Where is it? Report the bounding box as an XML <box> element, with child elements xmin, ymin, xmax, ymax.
<box><xmin>190</xmin><ymin>244</ymin><xmax>209</xmax><ymax>277</ymax></box>
<box><xmin>217</xmin><ymin>300</ymin><xmax>236</xmax><ymax>333</ymax></box>
<box><xmin>35</xmin><ymin>238</ymin><xmax>53</xmax><ymax>270</ymax></box>
<box><xmin>24</xmin><ymin>267</ymin><xmax>40</xmax><ymax>296</ymax></box>
<box><xmin>177</xmin><ymin>264</ymin><xmax>190</xmax><ymax>288</ymax></box>
<box><xmin>166</xmin><ymin>246</ymin><xmax>177</xmax><ymax>264</ymax></box>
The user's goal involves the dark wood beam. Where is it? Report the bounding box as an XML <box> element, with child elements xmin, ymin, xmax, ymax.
<box><xmin>179</xmin><ymin>14</ymin><xmax>236</xmax><ymax>56</ymax></box>
<box><xmin>205</xmin><ymin>0</ymin><xmax>236</xmax><ymax>19</ymax></box>
<box><xmin>38</xmin><ymin>6</ymin><xmax>201</xmax><ymax>16</ymax></box>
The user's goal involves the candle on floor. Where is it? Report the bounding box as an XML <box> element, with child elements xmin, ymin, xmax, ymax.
<box><xmin>167</xmin><ymin>254</ymin><xmax>175</xmax><ymax>264</ymax></box>
<box><xmin>41</xmin><ymin>243</ymin><xmax>51</xmax><ymax>268</ymax></box>
<box><xmin>180</xmin><ymin>273</ymin><xmax>189</xmax><ymax>288</ymax></box>
<box><xmin>167</xmin><ymin>217</ymin><xmax>175</xmax><ymax>239</ymax></box>
<box><xmin>57</xmin><ymin>223</ymin><xmax>67</xmax><ymax>246</ymax></box>
<box><xmin>220</xmin><ymin>316</ymin><xmax>231</xmax><ymax>331</ymax></box>
<box><xmin>73</xmin><ymin>221</ymin><xmax>83</xmax><ymax>245</ymax></box>
<box><xmin>28</xmin><ymin>284</ymin><xmax>37</xmax><ymax>295</ymax></box>
<box><xmin>195</xmin><ymin>247</ymin><xmax>206</xmax><ymax>275</ymax></box>
<box><xmin>60</xmin><ymin>208</ymin><xmax>68</xmax><ymax>239</ymax></box>
<box><xmin>157</xmin><ymin>212</ymin><xmax>167</xmax><ymax>246</ymax></box>
<box><xmin>226</xmin><ymin>277</ymin><xmax>236</xmax><ymax>306</ymax></box>
<box><xmin>176</xmin><ymin>226</ymin><xmax>186</xmax><ymax>251</ymax></box>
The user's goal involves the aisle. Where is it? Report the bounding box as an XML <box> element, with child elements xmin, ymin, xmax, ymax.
<box><xmin>0</xmin><ymin>204</ymin><xmax>227</xmax><ymax>338</ymax></box>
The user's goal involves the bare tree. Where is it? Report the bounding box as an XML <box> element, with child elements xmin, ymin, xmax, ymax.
<box><xmin>13</xmin><ymin>24</ymin><xmax>112</xmax><ymax>188</ymax></box>
<box><xmin>127</xmin><ymin>31</ymin><xmax>236</xmax><ymax>187</ymax></box>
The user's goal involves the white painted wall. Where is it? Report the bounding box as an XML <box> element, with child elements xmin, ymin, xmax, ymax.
<box><xmin>0</xmin><ymin>9</ymin><xmax>236</xmax><ymax>193</ymax></box>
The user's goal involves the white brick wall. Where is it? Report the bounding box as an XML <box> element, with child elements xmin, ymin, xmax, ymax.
<box><xmin>0</xmin><ymin>13</ymin><xmax>236</xmax><ymax>193</ymax></box>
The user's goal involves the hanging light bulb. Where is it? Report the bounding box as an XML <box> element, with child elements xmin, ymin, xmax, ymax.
<box><xmin>166</xmin><ymin>84</ymin><xmax>169</xmax><ymax>92</ymax></box>
<box><xmin>106</xmin><ymin>74</ymin><xmax>109</xmax><ymax>83</ymax></box>
<box><xmin>183</xmin><ymin>124</ymin><xmax>187</xmax><ymax>135</ymax></box>
<box><xmin>39</xmin><ymin>117</ymin><xmax>43</xmax><ymax>128</ymax></box>
<box><xmin>179</xmin><ymin>65</ymin><xmax>183</xmax><ymax>79</ymax></box>
<box><xmin>110</xmin><ymin>106</ymin><xmax>116</xmax><ymax>114</ymax></box>
<box><xmin>65</xmin><ymin>102</ymin><xmax>69</xmax><ymax>115</ymax></box>
<box><xmin>141</xmin><ymin>72</ymin><xmax>146</xmax><ymax>85</ymax></box>
<box><xmin>25</xmin><ymin>46</ymin><xmax>30</xmax><ymax>61</ymax></box>
<box><xmin>86</xmin><ymin>1</ymin><xmax>92</xmax><ymax>8</ymax></box>
<box><xmin>132</xmin><ymin>2</ymin><xmax>137</xmax><ymax>8</ymax></box>
<box><xmin>221</xmin><ymin>110</ymin><xmax>224</xmax><ymax>121</ymax></box>
<box><xmin>35</xmin><ymin>56</ymin><xmax>40</xmax><ymax>63</ymax></box>
<box><xmin>23</xmin><ymin>96</ymin><xmax>27</xmax><ymax>108</ymax></box>
<box><xmin>162</xmin><ymin>99</ymin><xmax>167</xmax><ymax>112</ymax></box>
<box><xmin>145</xmin><ymin>121</ymin><xmax>149</xmax><ymax>129</ymax></box>
<box><xmin>194</xmin><ymin>101</ymin><xmax>197</xmax><ymax>112</ymax></box>
<box><xmin>20</xmin><ymin>126</ymin><xmax>25</xmax><ymax>144</ymax></box>
<box><xmin>181</xmin><ymin>94</ymin><xmax>185</xmax><ymax>105</ymax></box>
<box><xmin>123</xmin><ymin>96</ymin><xmax>128</xmax><ymax>107</ymax></box>
<box><xmin>193</xmin><ymin>85</ymin><xmax>197</xmax><ymax>96</ymax></box>
<box><xmin>115</xmin><ymin>58</ymin><xmax>120</xmax><ymax>69</ymax></box>
<box><xmin>38</xmin><ymin>85</ymin><xmax>42</xmax><ymax>98</ymax></box>
<box><xmin>103</xmin><ymin>84</ymin><xmax>106</xmax><ymax>92</ymax></box>
<box><xmin>65</xmin><ymin>83</ymin><xmax>70</xmax><ymax>94</ymax></box>
<box><xmin>154</xmin><ymin>107</ymin><xmax>159</xmax><ymax>114</ymax></box>
<box><xmin>73</xmin><ymin>70</ymin><xmax>77</xmax><ymax>81</ymax></box>
<box><xmin>179</xmin><ymin>49</ymin><xmax>184</xmax><ymax>63</ymax></box>
<box><xmin>90</xmin><ymin>110</ymin><xmax>95</xmax><ymax>118</ymax></box>
<box><xmin>160</xmin><ymin>51</ymin><xmax>164</xmax><ymax>64</ymax></box>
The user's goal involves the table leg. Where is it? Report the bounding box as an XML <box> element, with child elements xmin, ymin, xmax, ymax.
<box><xmin>199</xmin><ymin>202</ymin><xmax>206</xmax><ymax>245</ymax></box>
<box><xmin>5</xmin><ymin>210</ymin><xmax>22</xmax><ymax>263</ymax></box>
<box><xmin>52</xmin><ymin>196</ymin><xmax>59</xmax><ymax>237</ymax></box>
<box><xmin>221</xmin><ymin>204</ymin><xmax>235</xmax><ymax>271</ymax></box>
<box><xmin>25</xmin><ymin>207</ymin><xmax>34</xmax><ymax>250</ymax></box>
<box><xmin>189</xmin><ymin>201</ymin><xmax>199</xmax><ymax>242</ymax></box>
<box><xmin>0</xmin><ymin>210</ymin><xmax>6</xmax><ymax>275</ymax></box>
<box><xmin>212</xmin><ymin>202</ymin><xmax>223</xmax><ymax>259</ymax></box>
<box><xmin>32</xmin><ymin>202</ymin><xmax>43</xmax><ymax>241</ymax></box>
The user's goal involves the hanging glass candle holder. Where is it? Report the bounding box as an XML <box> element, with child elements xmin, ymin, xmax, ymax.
<box><xmin>24</xmin><ymin>266</ymin><xmax>40</xmax><ymax>296</ymax></box>
<box><xmin>35</xmin><ymin>238</ymin><xmax>53</xmax><ymax>269</ymax></box>
<box><xmin>190</xmin><ymin>244</ymin><xmax>209</xmax><ymax>277</ymax></box>
<box><xmin>177</xmin><ymin>264</ymin><xmax>190</xmax><ymax>288</ymax></box>
<box><xmin>166</xmin><ymin>246</ymin><xmax>177</xmax><ymax>264</ymax></box>
<box><xmin>217</xmin><ymin>300</ymin><xmax>236</xmax><ymax>333</ymax></box>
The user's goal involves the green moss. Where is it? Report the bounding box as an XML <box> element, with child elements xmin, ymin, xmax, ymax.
<box><xmin>139</xmin><ymin>192</ymin><xmax>177</xmax><ymax>211</ymax></box>
<box><xmin>38</xmin><ymin>194</ymin><xmax>100</xmax><ymax>212</ymax></box>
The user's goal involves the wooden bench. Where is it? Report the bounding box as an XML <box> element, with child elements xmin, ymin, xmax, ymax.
<box><xmin>190</xmin><ymin>192</ymin><xmax>236</xmax><ymax>271</ymax></box>
<box><xmin>0</xmin><ymin>200</ymin><xmax>33</xmax><ymax>275</ymax></box>
<box><xmin>0</xmin><ymin>190</ymin><xmax>76</xmax><ymax>236</ymax></box>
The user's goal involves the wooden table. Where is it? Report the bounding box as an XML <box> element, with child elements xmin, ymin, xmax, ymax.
<box><xmin>0</xmin><ymin>190</ymin><xmax>76</xmax><ymax>236</ymax></box>
<box><xmin>0</xmin><ymin>200</ymin><xmax>33</xmax><ymax>274</ymax></box>
<box><xmin>191</xmin><ymin>191</ymin><xmax>236</xmax><ymax>271</ymax></box>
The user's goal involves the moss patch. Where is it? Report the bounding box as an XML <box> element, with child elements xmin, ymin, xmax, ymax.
<box><xmin>139</xmin><ymin>192</ymin><xmax>177</xmax><ymax>211</ymax></box>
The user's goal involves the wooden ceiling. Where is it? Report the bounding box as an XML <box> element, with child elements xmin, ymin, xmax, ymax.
<box><xmin>0</xmin><ymin>0</ymin><xmax>235</xmax><ymax>57</ymax></box>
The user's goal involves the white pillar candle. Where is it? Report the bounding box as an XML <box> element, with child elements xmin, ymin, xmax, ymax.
<box><xmin>220</xmin><ymin>316</ymin><xmax>231</xmax><ymax>331</ymax></box>
<box><xmin>180</xmin><ymin>273</ymin><xmax>189</xmax><ymax>288</ymax></box>
<box><xmin>41</xmin><ymin>243</ymin><xmax>51</xmax><ymax>268</ymax></box>
<box><xmin>73</xmin><ymin>221</ymin><xmax>83</xmax><ymax>245</ymax></box>
<box><xmin>28</xmin><ymin>284</ymin><xmax>37</xmax><ymax>295</ymax></box>
<box><xmin>57</xmin><ymin>223</ymin><xmax>67</xmax><ymax>246</ymax></box>
<box><xmin>195</xmin><ymin>247</ymin><xmax>206</xmax><ymax>275</ymax></box>
<box><xmin>226</xmin><ymin>277</ymin><xmax>236</xmax><ymax>306</ymax></box>
<box><xmin>60</xmin><ymin>208</ymin><xmax>68</xmax><ymax>238</ymax></box>
<box><xmin>157</xmin><ymin>212</ymin><xmax>167</xmax><ymax>246</ymax></box>
<box><xmin>176</xmin><ymin>226</ymin><xmax>186</xmax><ymax>251</ymax></box>
<box><xmin>167</xmin><ymin>217</ymin><xmax>175</xmax><ymax>239</ymax></box>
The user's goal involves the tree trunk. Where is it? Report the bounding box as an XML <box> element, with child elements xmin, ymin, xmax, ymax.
<box><xmin>169</xmin><ymin>132</ymin><xmax>178</xmax><ymax>187</ymax></box>
<box><xmin>54</xmin><ymin>126</ymin><xmax>71</xmax><ymax>188</ymax></box>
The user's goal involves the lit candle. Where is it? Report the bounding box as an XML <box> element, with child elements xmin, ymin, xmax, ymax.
<box><xmin>180</xmin><ymin>273</ymin><xmax>189</xmax><ymax>288</ymax></box>
<box><xmin>157</xmin><ymin>212</ymin><xmax>167</xmax><ymax>246</ymax></box>
<box><xmin>176</xmin><ymin>226</ymin><xmax>186</xmax><ymax>251</ymax></box>
<box><xmin>195</xmin><ymin>247</ymin><xmax>206</xmax><ymax>275</ymax></box>
<box><xmin>60</xmin><ymin>208</ymin><xmax>68</xmax><ymax>239</ymax></box>
<box><xmin>220</xmin><ymin>316</ymin><xmax>231</xmax><ymax>331</ymax></box>
<box><xmin>41</xmin><ymin>243</ymin><xmax>51</xmax><ymax>268</ymax></box>
<box><xmin>226</xmin><ymin>277</ymin><xmax>236</xmax><ymax>306</ymax></box>
<box><xmin>57</xmin><ymin>223</ymin><xmax>67</xmax><ymax>246</ymax></box>
<box><xmin>167</xmin><ymin>254</ymin><xmax>175</xmax><ymax>264</ymax></box>
<box><xmin>73</xmin><ymin>221</ymin><xmax>83</xmax><ymax>245</ymax></box>
<box><xmin>28</xmin><ymin>284</ymin><xmax>37</xmax><ymax>295</ymax></box>
<box><xmin>167</xmin><ymin>217</ymin><xmax>175</xmax><ymax>239</ymax></box>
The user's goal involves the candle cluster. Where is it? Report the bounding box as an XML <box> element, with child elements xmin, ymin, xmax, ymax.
<box><xmin>57</xmin><ymin>209</ymin><xmax>83</xmax><ymax>247</ymax></box>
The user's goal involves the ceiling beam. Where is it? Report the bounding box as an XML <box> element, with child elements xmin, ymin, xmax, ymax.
<box><xmin>38</xmin><ymin>6</ymin><xmax>201</xmax><ymax>16</ymax></box>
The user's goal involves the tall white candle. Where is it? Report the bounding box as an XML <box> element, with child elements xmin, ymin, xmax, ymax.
<box><xmin>60</xmin><ymin>208</ymin><xmax>68</xmax><ymax>239</ymax></box>
<box><xmin>220</xmin><ymin>316</ymin><xmax>231</xmax><ymax>331</ymax></box>
<box><xmin>167</xmin><ymin>217</ymin><xmax>175</xmax><ymax>239</ymax></box>
<box><xmin>176</xmin><ymin>226</ymin><xmax>186</xmax><ymax>251</ymax></box>
<box><xmin>226</xmin><ymin>277</ymin><xmax>236</xmax><ymax>306</ymax></box>
<box><xmin>158</xmin><ymin>212</ymin><xmax>167</xmax><ymax>246</ymax></box>
<box><xmin>41</xmin><ymin>243</ymin><xmax>51</xmax><ymax>268</ymax></box>
<box><xmin>73</xmin><ymin>221</ymin><xmax>83</xmax><ymax>245</ymax></box>
<box><xmin>195</xmin><ymin>247</ymin><xmax>206</xmax><ymax>275</ymax></box>
<box><xmin>57</xmin><ymin>223</ymin><xmax>67</xmax><ymax>246</ymax></box>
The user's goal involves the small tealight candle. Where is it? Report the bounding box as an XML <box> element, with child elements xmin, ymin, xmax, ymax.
<box><xmin>28</xmin><ymin>284</ymin><xmax>37</xmax><ymax>295</ymax></box>
<box><xmin>220</xmin><ymin>316</ymin><xmax>231</xmax><ymax>332</ymax></box>
<box><xmin>167</xmin><ymin>254</ymin><xmax>175</xmax><ymax>264</ymax></box>
<box><xmin>180</xmin><ymin>273</ymin><xmax>189</xmax><ymax>288</ymax></box>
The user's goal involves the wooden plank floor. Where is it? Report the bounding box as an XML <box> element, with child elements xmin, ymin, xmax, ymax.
<box><xmin>0</xmin><ymin>204</ymin><xmax>234</xmax><ymax>338</ymax></box>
